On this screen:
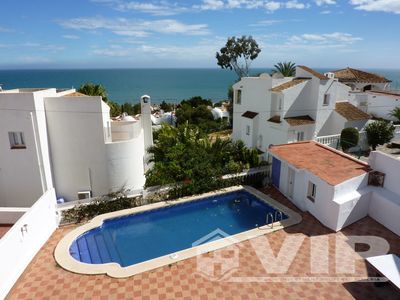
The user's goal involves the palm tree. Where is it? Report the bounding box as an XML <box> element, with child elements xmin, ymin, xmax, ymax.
<box><xmin>78</xmin><ymin>83</ymin><xmax>108</xmax><ymax>101</ymax></box>
<box><xmin>389</xmin><ymin>107</ymin><xmax>400</xmax><ymax>123</ymax></box>
<box><xmin>273</xmin><ymin>61</ymin><xmax>296</xmax><ymax>77</ymax></box>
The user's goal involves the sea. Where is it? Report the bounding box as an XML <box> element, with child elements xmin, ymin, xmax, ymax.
<box><xmin>0</xmin><ymin>68</ymin><xmax>399</xmax><ymax>104</ymax></box>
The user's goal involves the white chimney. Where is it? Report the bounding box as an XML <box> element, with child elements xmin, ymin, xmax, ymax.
<box><xmin>141</xmin><ymin>95</ymin><xmax>153</xmax><ymax>171</ymax></box>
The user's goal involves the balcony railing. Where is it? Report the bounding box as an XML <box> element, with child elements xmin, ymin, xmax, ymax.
<box><xmin>316</xmin><ymin>125</ymin><xmax>400</xmax><ymax>151</ymax></box>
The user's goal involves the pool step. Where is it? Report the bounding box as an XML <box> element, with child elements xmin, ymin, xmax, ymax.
<box><xmin>71</xmin><ymin>231</ymin><xmax>122</xmax><ymax>266</ymax></box>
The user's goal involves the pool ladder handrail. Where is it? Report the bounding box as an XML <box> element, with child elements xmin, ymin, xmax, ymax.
<box><xmin>265</xmin><ymin>211</ymin><xmax>283</xmax><ymax>229</ymax></box>
<box><xmin>275</xmin><ymin>210</ymin><xmax>283</xmax><ymax>223</ymax></box>
<box><xmin>266</xmin><ymin>212</ymin><xmax>274</xmax><ymax>228</ymax></box>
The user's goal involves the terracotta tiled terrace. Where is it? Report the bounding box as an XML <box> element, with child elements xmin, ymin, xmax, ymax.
<box><xmin>0</xmin><ymin>224</ymin><xmax>12</xmax><ymax>238</ymax></box>
<box><xmin>7</xmin><ymin>188</ymin><xmax>400</xmax><ymax>300</ymax></box>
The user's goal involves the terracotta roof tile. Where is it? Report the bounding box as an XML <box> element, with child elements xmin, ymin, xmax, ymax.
<box><xmin>284</xmin><ymin>115</ymin><xmax>315</xmax><ymax>126</ymax></box>
<box><xmin>298</xmin><ymin>66</ymin><xmax>328</xmax><ymax>80</ymax></box>
<box><xmin>269</xmin><ymin>141</ymin><xmax>370</xmax><ymax>185</ymax></box>
<box><xmin>268</xmin><ymin>115</ymin><xmax>281</xmax><ymax>123</ymax></box>
<box><xmin>64</xmin><ymin>92</ymin><xmax>87</xmax><ymax>97</ymax></box>
<box><xmin>241</xmin><ymin>111</ymin><xmax>258</xmax><ymax>119</ymax></box>
<box><xmin>271</xmin><ymin>78</ymin><xmax>309</xmax><ymax>92</ymax></box>
<box><xmin>335</xmin><ymin>101</ymin><xmax>371</xmax><ymax>121</ymax></box>
<box><xmin>331</xmin><ymin>67</ymin><xmax>391</xmax><ymax>83</ymax></box>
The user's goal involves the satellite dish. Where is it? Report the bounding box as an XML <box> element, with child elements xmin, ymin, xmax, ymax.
<box><xmin>259</xmin><ymin>73</ymin><xmax>271</xmax><ymax>79</ymax></box>
<box><xmin>272</xmin><ymin>72</ymin><xmax>284</xmax><ymax>79</ymax></box>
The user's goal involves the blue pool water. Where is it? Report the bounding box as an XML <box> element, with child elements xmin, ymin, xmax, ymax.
<box><xmin>69</xmin><ymin>190</ymin><xmax>287</xmax><ymax>267</ymax></box>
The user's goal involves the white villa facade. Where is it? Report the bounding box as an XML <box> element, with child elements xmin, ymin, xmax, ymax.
<box><xmin>269</xmin><ymin>141</ymin><xmax>400</xmax><ymax>235</ymax></box>
<box><xmin>327</xmin><ymin>67</ymin><xmax>399</xmax><ymax>121</ymax></box>
<box><xmin>232</xmin><ymin>66</ymin><xmax>398</xmax><ymax>152</ymax></box>
<box><xmin>0</xmin><ymin>88</ymin><xmax>152</xmax><ymax>206</ymax></box>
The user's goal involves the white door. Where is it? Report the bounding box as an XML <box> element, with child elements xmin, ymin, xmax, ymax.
<box><xmin>287</xmin><ymin>167</ymin><xmax>295</xmax><ymax>198</ymax></box>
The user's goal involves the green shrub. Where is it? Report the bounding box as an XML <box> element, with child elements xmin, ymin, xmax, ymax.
<box><xmin>340</xmin><ymin>127</ymin><xmax>359</xmax><ymax>152</ymax></box>
<box><xmin>365</xmin><ymin>120</ymin><xmax>395</xmax><ymax>150</ymax></box>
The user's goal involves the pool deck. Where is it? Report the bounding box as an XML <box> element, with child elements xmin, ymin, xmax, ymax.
<box><xmin>54</xmin><ymin>186</ymin><xmax>302</xmax><ymax>278</ymax></box>
<box><xmin>7</xmin><ymin>187</ymin><xmax>400</xmax><ymax>299</ymax></box>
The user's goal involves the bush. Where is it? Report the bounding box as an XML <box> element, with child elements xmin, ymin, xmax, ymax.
<box><xmin>145</xmin><ymin>125</ymin><xmax>262</xmax><ymax>196</ymax></box>
<box><xmin>62</xmin><ymin>191</ymin><xmax>142</xmax><ymax>223</ymax></box>
<box><xmin>340</xmin><ymin>127</ymin><xmax>359</xmax><ymax>152</ymax></box>
<box><xmin>365</xmin><ymin>120</ymin><xmax>395</xmax><ymax>150</ymax></box>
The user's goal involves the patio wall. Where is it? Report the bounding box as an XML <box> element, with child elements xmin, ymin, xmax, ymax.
<box><xmin>0</xmin><ymin>188</ymin><xmax>59</xmax><ymax>299</ymax></box>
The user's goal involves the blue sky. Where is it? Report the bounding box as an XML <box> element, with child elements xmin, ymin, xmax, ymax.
<box><xmin>0</xmin><ymin>0</ymin><xmax>399</xmax><ymax>69</ymax></box>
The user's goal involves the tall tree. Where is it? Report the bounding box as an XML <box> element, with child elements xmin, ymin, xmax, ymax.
<box><xmin>78</xmin><ymin>83</ymin><xmax>108</xmax><ymax>101</ymax></box>
<box><xmin>365</xmin><ymin>120</ymin><xmax>395</xmax><ymax>150</ymax></box>
<box><xmin>216</xmin><ymin>36</ymin><xmax>261</xmax><ymax>79</ymax></box>
<box><xmin>273</xmin><ymin>61</ymin><xmax>296</xmax><ymax>77</ymax></box>
<box><xmin>389</xmin><ymin>107</ymin><xmax>400</xmax><ymax>123</ymax></box>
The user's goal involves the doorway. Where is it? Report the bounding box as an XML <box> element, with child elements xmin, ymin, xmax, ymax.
<box><xmin>287</xmin><ymin>167</ymin><xmax>295</xmax><ymax>198</ymax></box>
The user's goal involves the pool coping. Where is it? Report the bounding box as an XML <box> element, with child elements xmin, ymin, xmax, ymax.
<box><xmin>54</xmin><ymin>185</ymin><xmax>302</xmax><ymax>278</ymax></box>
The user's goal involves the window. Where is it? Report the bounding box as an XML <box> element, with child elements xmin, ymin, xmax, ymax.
<box><xmin>307</xmin><ymin>181</ymin><xmax>316</xmax><ymax>202</ymax></box>
<box><xmin>8</xmin><ymin>132</ymin><xmax>26</xmax><ymax>149</ymax></box>
<box><xmin>236</xmin><ymin>89</ymin><xmax>242</xmax><ymax>104</ymax></box>
<box><xmin>246</xmin><ymin>125</ymin><xmax>251</xmax><ymax>135</ymax></box>
<box><xmin>323</xmin><ymin>94</ymin><xmax>330</xmax><ymax>106</ymax></box>
<box><xmin>297</xmin><ymin>131</ymin><xmax>304</xmax><ymax>141</ymax></box>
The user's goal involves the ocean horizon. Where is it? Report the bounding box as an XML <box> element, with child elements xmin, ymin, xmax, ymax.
<box><xmin>1</xmin><ymin>68</ymin><xmax>399</xmax><ymax>104</ymax></box>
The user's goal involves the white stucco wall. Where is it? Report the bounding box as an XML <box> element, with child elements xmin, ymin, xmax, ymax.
<box><xmin>277</xmin><ymin>156</ymin><xmax>341</xmax><ymax>229</ymax></box>
<box><xmin>105</xmin><ymin>128</ymin><xmax>146</xmax><ymax>195</ymax></box>
<box><xmin>369</xmin><ymin>151</ymin><xmax>400</xmax><ymax>195</ymax></box>
<box><xmin>333</xmin><ymin>174</ymin><xmax>370</xmax><ymax>230</ymax></box>
<box><xmin>272</xmin><ymin>151</ymin><xmax>370</xmax><ymax>232</ymax></box>
<box><xmin>232</xmin><ymin>75</ymin><xmax>272</xmax><ymax>148</ymax></box>
<box><xmin>366</xmin><ymin>93</ymin><xmax>400</xmax><ymax>120</ymax></box>
<box><xmin>44</xmin><ymin>96</ymin><xmax>110</xmax><ymax>201</ymax></box>
<box><xmin>0</xmin><ymin>188</ymin><xmax>58</xmax><ymax>299</ymax></box>
<box><xmin>0</xmin><ymin>93</ymin><xmax>45</xmax><ymax>207</ymax></box>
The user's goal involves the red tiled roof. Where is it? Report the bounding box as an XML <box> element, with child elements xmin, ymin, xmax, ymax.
<box><xmin>269</xmin><ymin>141</ymin><xmax>370</xmax><ymax>185</ymax></box>
<box><xmin>331</xmin><ymin>67</ymin><xmax>391</xmax><ymax>83</ymax></box>
<box><xmin>297</xmin><ymin>66</ymin><xmax>328</xmax><ymax>80</ymax></box>
<box><xmin>335</xmin><ymin>101</ymin><xmax>370</xmax><ymax>121</ymax></box>
<box><xmin>64</xmin><ymin>92</ymin><xmax>87</xmax><ymax>97</ymax></box>
<box><xmin>271</xmin><ymin>78</ymin><xmax>310</xmax><ymax>92</ymax></box>
<box><xmin>241</xmin><ymin>111</ymin><xmax>258</xmax><ymax>119</ymax></box>
<box><xmin>284</xmin><ymin>115</ymin><xmax>315</xmax><ymax>126</ymax></box>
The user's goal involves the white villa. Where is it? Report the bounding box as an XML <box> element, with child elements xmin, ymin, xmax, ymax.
<box><xmin>269</xmin><ymin>141</ymin><xmax>400</xmax><ymax>235</ymax></box>
<box><xmin>232</xmin><ymin>66</ymin><xmax>398</xmax><ymax>153</ymax></box>
<box><xmin>0</xmin><ymin>88</ymin><xmax>153</xmax><ymax>206</ymax></box>
<box><xmin>328</xmin><ymin>67</ymin><xmax>399</xmax><ymax>121</ymax></box>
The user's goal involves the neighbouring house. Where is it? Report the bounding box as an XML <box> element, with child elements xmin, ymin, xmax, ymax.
<box><xmin>326</xmin><ymin>67</ymin><xmax>391</xmax><ymax>92</ymax></box>
<box><xmin>269</xmin><ymin>141</ymin><xmax>400</xmax><ymax>235</ymax></box>
<box><xmin>211</xmin><ymin>105</ymin><xmax>230</xmax><ymax>122</ymax></box>
<box><xmin>232</xmin><ymin>66</ymin><xmax>370</xmax><ymax>153</ymax></box>
<box><xmin>326</xmin><ymin>67</ymin><xmax>399</xmax><ymax>121</ymax></box>
<box><xmin>0</xmin><ymin>88</ymin><xmax>153</xmax><ymax>206</ymax></box>
<box><xmin>151</xmin><ymin>110</ymin><xmax>176</xmax><ymax>126</ymax></box>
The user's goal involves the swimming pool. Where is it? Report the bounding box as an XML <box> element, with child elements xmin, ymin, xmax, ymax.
<box><xmin>55</xmin><ymin>186</ymin><xmax>301</xmax><ymax>277</ymax></box>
